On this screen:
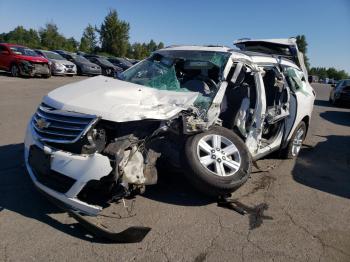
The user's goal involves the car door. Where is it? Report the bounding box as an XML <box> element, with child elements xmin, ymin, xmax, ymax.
<box><xmin>234</xmin><ymin>38</ymin><xmax>308</xmax><ymax>79</ymax></box>
<box><xmin>0</xmin><ymin>45</ymin><xmax>12</xmax><ymax>70</ymax></box>
<box><xmin>283</xmin><ymin>66</ymin><xmax>314</xmax><ymax>141</ymax></box>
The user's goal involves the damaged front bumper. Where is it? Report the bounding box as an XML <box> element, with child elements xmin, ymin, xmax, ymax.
<box><xmin>19</xmin><ymin>61</ymin><xmax>50</xmax><ymax>76</ymax></box>
<box><xmin>24</xmin><ymin>122</ymin><xmax>112</xmax><ymax>216</ymax></box>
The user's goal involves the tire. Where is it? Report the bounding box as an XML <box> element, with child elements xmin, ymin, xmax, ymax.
<box><xmin>10</xmin><ymin>64</ymin><xmax>20</xmax><ymax>77</ymax></box>
<box><xmin>329</xmin><ymin>96</ymin><xmax>339</xmax><ymax>106</ymax></box>
<box><xmin>183</xmin><ymin>126</ymin><xmax>252</xmax><ymax>196</ymax></box>
<box><xmin>281</xmin><ymin>121</ymin><xmax>307</xmax><ymax>159</ymax></box>
<box><xmin>77</xmin><ymin>66</ymin><xmax>82</xmax><ymax>76</ymax></box>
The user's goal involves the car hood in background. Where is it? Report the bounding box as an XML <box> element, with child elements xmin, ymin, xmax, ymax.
<box><xmin>15</xmin><ymin>54</ymin><xmax>48</xmax><ymax>63</ymax></box>
<box><xmin>50</xmin><ymin>59</ymin><xmax>75</xmax><ymax>66</ymax></box>
<box><xmin>43</xmin><ymin>76</ymin><xmax>199</xmax><ymax>122</ymax></box>
<box><xmin>75</xmin><ymin>61</ymin><xmax>100</xmax><ymax>68</ymax></box>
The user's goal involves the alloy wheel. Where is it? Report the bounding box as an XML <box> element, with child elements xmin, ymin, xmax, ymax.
<box><xmin>196</xmin><ymin>134</ymin><xmax>241</xmax><ymax>177</ymax></box>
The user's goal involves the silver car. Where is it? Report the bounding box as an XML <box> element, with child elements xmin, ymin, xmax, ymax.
<box><xmin>35</xmin><ymin>50</ymin><xmax>77</xmax><ymax>76</ymax></box>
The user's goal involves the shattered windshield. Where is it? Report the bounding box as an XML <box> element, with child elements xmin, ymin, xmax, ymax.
<box><xmin>120</xmin><ymin>50</ymin><xmax>230</xmax><ymax>110</ymax></box>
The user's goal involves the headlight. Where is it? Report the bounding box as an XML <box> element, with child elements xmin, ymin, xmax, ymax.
<box><xmin>54</xmin><ymin>62</ymin><xmax>64</xmax><ymax>69</ymax></box>
<box><xmin>19</xmin><ymin>60</ymin><xmax>33</xmax><ymax>68</ymax></box>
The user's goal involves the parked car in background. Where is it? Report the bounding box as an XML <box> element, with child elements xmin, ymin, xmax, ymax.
<box><xmin>108</xmin><ymin>57</ymin><xmax>133</xmax><ymax>71</ymax></box>
<box><xmin>308</xmin><ymin>75</ymin><xmax>319</xmax><ymax>83</ymax></box>
<box><xmin>125</xmin><ymin>58</ymin><xmax>140</xmax><ymax>65</ymax></box>
<box><xmin>84</xmin><ymin>55</ymin><xmax>122</xmax><ymax>77</ymax></box>
<box><xmin>53</xmin><ymin>50</ymin><xmax>101</xmax><ymax>76</ymax></box>
<box><xmin>35</xmin><ymin>49</ymin><xmax>76</xmax><ymax>76</ymax></box>
<box><xmin>329</xmin><ymin>79</ymin><xmax>350</xmax><ymax>105</ymax></box>
<box><xmin>0</xmin><ymin>43</ymin><xmax>50</xmax><ymax>78</ymax></box>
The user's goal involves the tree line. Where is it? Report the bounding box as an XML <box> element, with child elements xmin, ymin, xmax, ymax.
<box><xmin>296</xmin><ymin>35</ymin><xmax>349</xmax><ymax>80</ymax></box>
<box><xmin>0</xmin><ymin>9</ymin><xmax>164</xmax><ymax>59</ymax></box>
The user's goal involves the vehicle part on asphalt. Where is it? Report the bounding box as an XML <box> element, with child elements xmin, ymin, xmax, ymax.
<box><xmin>68</xmin><ymin>210</ymin><xmax>151</xmax><ymax>243</ymax></box>
<box><xmin>217</xmin><ymin>195</ymin><xmax>247</xmax><ymax>215</ymax></box>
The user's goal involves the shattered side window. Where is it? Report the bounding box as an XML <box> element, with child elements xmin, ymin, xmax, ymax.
<box><xmin>285</xmin><ymin>67</ymin><xmax>306</xmax><ymax>93</ymax></box>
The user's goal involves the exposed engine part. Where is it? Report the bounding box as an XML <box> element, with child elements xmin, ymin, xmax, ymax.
<box><xmin>82</xmin><ymin>128</ymin><xmax>106</xmax><ymax>154</ymax></box>
<box><xmin>143</xmin><ymin>149</ymin><xmax>161</xmax><ymax>185</ymax></box>
<box><xmin>120</xmin><ymin>147</ymin><xmax>146</xmax><ymax>185</ymax></box>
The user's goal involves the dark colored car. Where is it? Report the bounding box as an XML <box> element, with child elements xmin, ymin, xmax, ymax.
<box><xmin>107</xmin><ymin>57</ymin><xmax>133</xmax><ymax>71</ymax></box>
<box><xmin>0</xmin><ymin>43</ymin><xmax>51</xmax><ymax>78</ymax></box>
<box><xmin>127</xmin><ymin>58</ymin><xmax>140</xmax><ymax>65</ymax></box>
<box><xmin>329</xmin><ymin>79</ymin><xmax>350</xmax><ymax>106</ymax></box>
<box><xmin>84</xmin><ymin>55</ymin><xmax>122</xmax><ymax>77</ymax></box>
<box><xmin>53</xmin><ymin>50</ymin><xmax>101</xmax><ymax>76</ymax></box>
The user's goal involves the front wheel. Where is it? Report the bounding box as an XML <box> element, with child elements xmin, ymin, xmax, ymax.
<box><xmin>281</xmin><ymin>121</ymin><xmax>307</xmax><ymax>159</ymax></box>
<box><xmin>10</xmin><ymin>64</ymin><xmax>20</xmax><ymax>77</ymax></box>
<box><xmin>183</xmin><ymin>126</ymin><xmax>252</xmax><ymax>196</ymax></box>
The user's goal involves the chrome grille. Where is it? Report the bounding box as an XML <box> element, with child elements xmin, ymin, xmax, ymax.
<box><xmin>31</xmin><ymin>103</ymin><xmax>97</xmax><ymax>143</ymax></box>
<box><xmin>65</xmin><ymin>64</ymin><xmax>74</xmax><ymax>68</ymax></box>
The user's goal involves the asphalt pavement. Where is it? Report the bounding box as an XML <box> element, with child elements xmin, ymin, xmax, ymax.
<box><xmin>0</xmin><ymin>75</ymin><xmax>349</xmax><ymax>262</ymax></box>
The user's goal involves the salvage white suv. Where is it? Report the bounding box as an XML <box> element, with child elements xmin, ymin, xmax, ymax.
<box><xmin>24</xmin><ymin>38</ymin><xmax>315</xmax><ymax>216</ymax></box>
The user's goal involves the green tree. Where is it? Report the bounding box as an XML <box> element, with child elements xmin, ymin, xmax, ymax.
<box><xmin>296</xmin><ymin>35</ymin><xmax>310</xmax><ymax>71</ymax></box>
<box><xmin>39</xmin><ymin>23</ymin><xmax>65</xmax><ymax>50</ymax></box>
<box><xmin>157</xmin><ymin>42</ymin><xmax>165</xmax><ymax>50</ymax></box>
<box><xmin>65</xmin><ymin>37</ymin><xmax>79</xmax><ymax>51</ymax></box>
<box><xmin>39</xmin><ymin>22</ymin><xmax>77</xmax><ymax>51</ymax></box>
<box><xmin>79</xmin><ymin>24</ymin><xmax>97</xmax><ymax>53</ymax></box>
<box><xmin>127</xmin><ymin>40</ymin><xmax>165</xmax><ymax>59</ymax></box>
<box><xmin>99</xmin><ymin>9</ymin><xmax>130</xmax><ymax>57</ymax></box>
<box><xmin>2</xmin><ymin>26</ymin><xmax>40</xmax><ymax>48</ymax></box>
<box><xmin>309</xmin><ymin>67</ymin><xmax>349</xmax><ymax>80</ymax></box>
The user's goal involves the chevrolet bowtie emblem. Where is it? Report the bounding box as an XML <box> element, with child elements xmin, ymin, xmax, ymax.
<box><xmin>36</xmin><ymin>118</ymin><xmax>50</xmax><ymax>129</ymax></box>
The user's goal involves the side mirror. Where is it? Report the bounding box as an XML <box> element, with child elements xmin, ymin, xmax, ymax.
<box><xmin>0</xmin><ymin>50</ymin><xmax>9</xmax><ymax>55</ymax></box>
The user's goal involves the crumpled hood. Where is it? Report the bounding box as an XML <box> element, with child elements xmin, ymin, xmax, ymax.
<box><xmin>43</xmin><ymin>76</ymin><xmax>199</xmax><ymax>122</ymax></box>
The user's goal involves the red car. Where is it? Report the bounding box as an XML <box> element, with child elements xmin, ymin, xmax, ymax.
<box><xmin>0</xmin><ymin>43</ymin><xmax>51</xmax><ymax>78</ymax></box>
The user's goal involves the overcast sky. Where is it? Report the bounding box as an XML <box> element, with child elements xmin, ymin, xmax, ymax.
<box><xmin>1</xmin><ymin>0</ymin><xmax>349</xmax><ymax>72</ymax></box>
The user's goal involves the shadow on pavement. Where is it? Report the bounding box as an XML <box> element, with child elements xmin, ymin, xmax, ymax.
<box><xmin>0</xmin><ymin>143</ymin><xmax>115</xmax><ymax>243</ymax></box>
<box><xmin>143</xmin><ymin>165</ymin><xmax>213</xmax><ymax>206</ymax></box>
<box><xmin>320</xmin><ymin>111</ymin><xmax>350</xmax><ymax>127</ymax></box>
<box><xmin>313</xmin><ymin>99</ymin><xmax>332</xmax><ymax>107</ymax></box>
<box><xmin>293</xmin><ymin>135</ymin><xmax>350</xmax><ymax>199</ymax></box>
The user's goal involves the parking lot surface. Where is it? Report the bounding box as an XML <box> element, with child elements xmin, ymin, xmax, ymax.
<box><xmin>0</xmin><ymin>75</ymin><xmax>349</xmax><ymax>262</ymax></box>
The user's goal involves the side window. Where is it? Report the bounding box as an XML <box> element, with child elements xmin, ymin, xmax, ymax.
<box><xmin>284</xmin><ymin>67</ymin><xmax>306</xmax><ymax>92</ymax></box>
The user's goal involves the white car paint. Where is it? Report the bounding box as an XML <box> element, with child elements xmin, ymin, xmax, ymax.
<box><xmin>44</xmin><ymin>76</ymin><xmax>200</xmax><ymax>122</ymax></box>
<box><xmin>24</xmin><ymin>43</ymin><xmax>315</xmax><ymax>215</ymax></box>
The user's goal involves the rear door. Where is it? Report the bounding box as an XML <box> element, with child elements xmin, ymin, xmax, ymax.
<box><xmin>234</xmin><ymin>38</ymin><xmax>308</xmax><ymax>78</ymax></box>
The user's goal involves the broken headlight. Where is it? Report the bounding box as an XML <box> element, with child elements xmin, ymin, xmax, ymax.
<box><xmin>19</xmin><ymin>60</ymin><xmax>33</xmax><ymax>71</ymax></box>
<box><xmin>82</xmin><ymin>128</ymin><xmax>107</xmax><ymax>154</ymax></box>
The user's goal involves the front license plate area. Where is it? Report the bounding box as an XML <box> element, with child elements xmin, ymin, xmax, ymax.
<box><xmin>28</xmin><ymin>145</ymin><xmax>51</xmax><ymax>175</ymax></box>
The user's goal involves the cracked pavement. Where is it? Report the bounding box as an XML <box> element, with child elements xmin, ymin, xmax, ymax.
<box><xmin>0</xmin><ymin>75</ymin><xmax>349</xmax><ymax>262</ymax></box>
